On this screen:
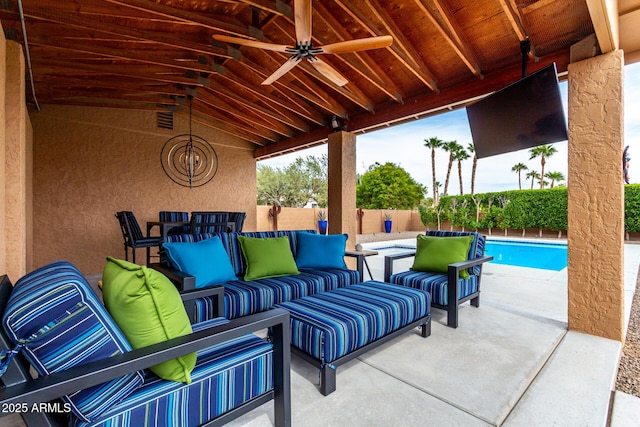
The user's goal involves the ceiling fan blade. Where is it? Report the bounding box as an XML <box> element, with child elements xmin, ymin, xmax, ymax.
<box><xmin>294</xmin><ymin>0</ymin><xmax>312</xmax><ymax>45</ymax></box>
<box><xmin>307</xmin><ymin>57</ymin><xmax>349</xmax><ymax>86</ymax></box>
<box><xmin>212</xmin><ymin>34</ymin><xmax>290</xmax><ymax>53</ymax></box>
<box><xmin>262</xmin><ymin>57</ymin><xmax>302</xmax><ymax>85</ymax></box>
<box><xmin>319</xmin><ymin>35</ymin><xmax>393</xmax><ymax>54</ymax></box>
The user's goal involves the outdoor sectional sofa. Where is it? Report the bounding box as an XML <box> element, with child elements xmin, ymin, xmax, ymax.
<box><xmin>151</xmin><ymin>230</ymin><xmax>432</xmax><ymax>395</ymax></box>
<box><xmin>151</xmin><ymin>230</ymin><xmax>362</xmax><ymax>321</ymax></box>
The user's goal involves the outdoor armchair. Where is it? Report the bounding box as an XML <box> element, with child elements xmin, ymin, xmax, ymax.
<box><xmin>0</xmin><ymin>261</ymin><xmax>291</xmax><ymax>427</ymax></box>
<box><xmin>115</xmin><ymin>211</ymin><xmax>162</xmax><ymax>265</ymax></box>
<box><xmin>384</xmin><ymin>231</ymin><xmax>492</xmax><ymax>328</ymax></box>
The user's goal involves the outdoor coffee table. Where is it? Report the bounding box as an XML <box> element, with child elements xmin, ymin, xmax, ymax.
<box><xmin>276</xmin><ymin>280</ymin><xmax>431</xmax><ymax>395</ymax></box>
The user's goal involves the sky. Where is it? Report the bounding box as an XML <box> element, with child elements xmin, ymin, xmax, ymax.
<box><xmin>259</xmin><ymin>61</ymin><xmax>640</xmax><ymax>195</ymax></box>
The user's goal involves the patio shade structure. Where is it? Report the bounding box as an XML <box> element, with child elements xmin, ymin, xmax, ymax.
<box><xmin>0</xmin><ymin>0</ymin><xmax>639</xmax><ymax>344</ymax></box>
<box><xmin>0</xmin><ymin>0</ymin><xmax>637</xmax><ymax>159</ymax></box>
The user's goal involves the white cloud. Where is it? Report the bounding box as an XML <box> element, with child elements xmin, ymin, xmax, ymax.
<box><xmin>260</xmin><ymin>63</ymin><xmax>639</xmax><ymax>194</ymax></box>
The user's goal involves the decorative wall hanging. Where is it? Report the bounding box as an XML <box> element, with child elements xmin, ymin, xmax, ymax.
<box><xmin>160</xmin><ymin>95</ymin><xmax>218</xmax><ymax>188</ymax></box>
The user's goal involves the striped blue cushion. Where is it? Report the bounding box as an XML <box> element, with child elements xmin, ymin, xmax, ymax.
<box><xmin>196</xmin><ymin>270</ymin><xmax>360</xmax><ymax>321</ymax></box>
<box><xmin>278</xmin><ymin>282</ymin><xmax>430</xmax><ymax>364</ymax></box>
<box><xmin>298</xmin><ymin>268</ymin><xmax>360</xmax><ymax>292</ymax></box>
<box><xmin>424</xmin><ymin>230</ymin><xmax>485</xmax><ymax>276</ymax></box>
<box><xmin>158</xmin><ymin>211</ymin><xmax>189</xmax><ymax>222</ymax></box>
<box><xmin>72</xmin><ymin>333</ymin><xmax>273</xmax><ymax>427</ymax></box>
<box><xmin>2</xmin><ymin>261</ymin><xmax>144</xmax><ymax>422</ymax></box>
<box><xmin>390</xmin><ymin>270</ymin><xmax>479</xmax><ymax>306</ymax></box>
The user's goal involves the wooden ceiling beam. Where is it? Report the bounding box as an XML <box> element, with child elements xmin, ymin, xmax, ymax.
<box><xmin>17</xmin><ymin>6</ymin><xmax>232</xmax><ymax>60</ymax></box>
<box><xmin>333</xmin><ymin>0</ymin><xmax>438</xmax><ymax>91</ymax></box>
<box><xmin>28</xmin><ymin>35</ymin><xmax>216</xmax><ymax>75</ymax></box>
<box><xmin>31</xmin><ymin>77</ymin><xmax>184</xmax><ymax>96</ymax></box>
<box><xmin>33</xmin><ymin>59</ymin><xmax>206</xmax><ymax>87</ymax></box>
<box><xmin>212</xmin><ymin>62</ymin><xmax>331</xmax><ymax>123</ymax></box>
<box><xmin>416</xmin><ymin>0</ymin><xmax>483</xmax><ymax>77</ymax></box>
<box><xmin>103</xmin><ymin>0</ymin><xmax>260</xmax><ymax>38</ymax></box>
<box><xmin>191</xmin><ymin>101</ymin><xmax>275</xmax><ymax>143</ymax></box>
<box><xmin>42</xmin><ymin>90</ymin><xmax>176</xmax><ymax>105</ymax></box>
<box><xmin>499</xmin><ymin>0</ymin><xmax>537</xmax><ymax>59</ymax></box>
<box><xmin>178</xmin><ymin>108</ymin><xmax>267</xmax><ymax>145</ymax></box>
<box><xmin>232</xmin><ymin>0</ymin><xmax>293</xmax><ymax>21</ymax></box>
<box><xmin>230</xmin><ymin>56</ymin><xmax>347</xmax><ymax>117</ymax></box>
<box><xmin>197</xmin><ymin>91</ymin><xmax>291</xmax><ymax>138</ymax></box>
<box><xmin>205</xmin><ymin>83</ymin><xmax>310</xmax><ymax>132</ymax></box>
<box><xmin>311</xmin><ymin>2</ymin><xmax>404</xmax><ymax>103</ymax></box>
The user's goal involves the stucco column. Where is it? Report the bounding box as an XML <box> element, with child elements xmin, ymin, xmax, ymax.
<box><xmin>327</xmin><ymin>131</ymin><xmax>357</xmax><ymax>252</ymax></box>
<box><xmin>567</xmin><ymin>50</ymin><xmax>624</xmax><ymax>341</ymax></box>
<box><xmin>4</xmin><ymin>41</ymin><xmax>29</xmax><ymax>280</ymax></box>
<box><xmin>0</xmin><ymin>29</ymin><xmax>6</xmax><ymax>276</ymax></box>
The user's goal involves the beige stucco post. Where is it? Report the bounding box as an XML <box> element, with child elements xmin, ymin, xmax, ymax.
<box><xmin>327</xmin><ymin>130</ymin><xmax>357</xmax><ymax>253</ymax></box>
<box><xmin>4</xmin><ymin>40</ymin><xmax>32</xmax><ymax>280</ymax></box>
<box><xmin>0</xmin><ymin>30</ymin><xmax>6</xmax><ymax>277</ymax></box>
<box><xmin>567</xmin><ymin>50</ymin><xmax>624</xmax><ymax>341</ymax></box>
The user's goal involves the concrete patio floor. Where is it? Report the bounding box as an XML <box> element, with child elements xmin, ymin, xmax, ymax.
<box><xmin>226</xmin><ymin>237</ymin><xmax>640</xmax><ymax>427</ymax></box>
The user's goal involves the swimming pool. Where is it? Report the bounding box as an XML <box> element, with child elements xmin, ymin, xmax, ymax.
<box><xmin>485</xmin><ymin>240</ymin><xmax>568</xmax><ymax>270</ymax></box>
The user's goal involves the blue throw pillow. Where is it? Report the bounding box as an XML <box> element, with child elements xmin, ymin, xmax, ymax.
<box><xmin>163</xmin><ymin>236</ymin><xmax>237</xmax><ymax>288</ymax></box>
<box><xmin>295</xmin><ymin>232</ymin><xmax>348</xmax><ymax>270</ymax></box>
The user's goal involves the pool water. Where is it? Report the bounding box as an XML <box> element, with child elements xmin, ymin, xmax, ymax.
<box><xmin>485</xmin><ymin>240</ymin><xmax>567</xmax><ymax>270</ymax></box>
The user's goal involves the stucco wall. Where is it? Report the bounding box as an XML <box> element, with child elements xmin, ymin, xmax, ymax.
<box><xmin>256</xmin><ymin>205</ymin><xmax>424</xmax><ymax>234</ymax></box>
<box><xmin>567</xmin><ymin>50</ymin><xmax>625</xmax><ymax>341</ymax></box>
<box><xmin>31</xmin><ymin>105</ymin><xmax>256</xmax><ymax>274</ymax></box>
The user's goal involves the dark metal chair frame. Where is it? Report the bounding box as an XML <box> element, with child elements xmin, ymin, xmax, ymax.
<box><xmin>384</xmin><ymin>252</ymin><xmax>492</xmax><ymax>328</ymax></box>
<box><xmin>0</xmin><ymin>275</ymin><xmax>291</xmax><ymax>427</ymax></box>
<box><xmin>115</xmin><ymin>211</ymin><xmax>162</xmax><ymax>265</ymax></box>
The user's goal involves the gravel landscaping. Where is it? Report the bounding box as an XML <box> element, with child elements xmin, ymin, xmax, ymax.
<box><xmin>617</xmin><ymin>271</ymin><xmax>640</xmax><ymax>397</ymax></box>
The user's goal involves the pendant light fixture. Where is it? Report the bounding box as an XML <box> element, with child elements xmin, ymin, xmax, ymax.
<box><xmin>160</xmin><ymin>92</ymin><xmax>218</xmax><ymax>188</ymax></box>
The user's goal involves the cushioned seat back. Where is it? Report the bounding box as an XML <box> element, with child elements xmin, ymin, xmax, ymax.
<box><xmin>159</xmin><ymin>211</ymin><xmax>189</xmax><ymax>222</ymax></box>
<box><xmin>1</xmin><ymin>261</ymin><xmax>144</xmax><ymax>422</ymax></box>
<box><xmin>124</xmin><ymin>211</ymin><xmax>145</xmax><ymax>241</ymax></box>
<box><xmin>424</xmin><ymin>230</ymin><xmax>485</xmax><ymax>276</ymax></box>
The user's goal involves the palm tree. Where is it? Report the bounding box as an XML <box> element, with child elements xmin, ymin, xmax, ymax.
<box><xmin>467</xmin><ymin>143</ymin><xmax>478</xmax><ymax>194</ymax></box>
<box><xmin>442</xmin><ymin>140</ymin><xmax>462</xmax><ymax>196</ymax></box>
<box><xmin>545</xmin><ymin>171</ymin><xmax>566</xmax><ymax>188</ymax></box>
<box><xmin>526</xmin><ymin>170</ymin><xmax>540</xmax><ymax>190</ymax></box>
<box><xmin>434</xmin><ymin>180</ymin><xmax>442</xmax><ymax>204</ymax></box>
<box><xmin>424</xmin><ymin>137</ymin><xmax>443</xmax><ymax>203</ymax></box>
<box><xmin>453</xmin><ymin>146</ymin><xmax>470</xmax><ymax>195</ymax></box>
<box><xmin>529</xmin><ymin>145</ymin><xmax>558</xmax><ymax>189</ymax></box>
<box><xmin>511</xmin><ymin>163</ymin><xmax>529</xmax><ymax>190</ymax></box>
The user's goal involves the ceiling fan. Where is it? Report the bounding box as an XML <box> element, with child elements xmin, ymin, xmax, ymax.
<box><xmin>212</xmin><ymin>0</ymin><xmax>393</xmax><ymax>86</ymax></box>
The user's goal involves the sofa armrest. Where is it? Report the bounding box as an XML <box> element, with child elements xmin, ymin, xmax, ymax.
<box><xmin>149</xmin><ymin>262</ymin><xmax>196</xmax><ymax>291</ymax></box>
<box><xmin>180</xmin><ymin>286</ymin><xmax>225</xmax><ymax>322</ymax></box>
<box><xmin>0</xmin><ymin>308</ymin><xmax>291</xmax><ymax>426</ymax></box>
<box><xmin>383</xmin><ymin>250</ymin><xmax>416</xmax><ymax>282</ymax></box>
<box><xmin>447</xmin><ymin>255</ymin><xmax>494</xmax><ymax>273</ymax></box>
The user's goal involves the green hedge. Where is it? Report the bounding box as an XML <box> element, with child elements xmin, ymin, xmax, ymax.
<box><xmin>419</xmin><ymin>185</ymin><xmax>640</xmax><ymax>232</ymax></box>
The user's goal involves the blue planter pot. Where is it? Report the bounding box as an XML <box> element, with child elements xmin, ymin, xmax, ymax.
<box><xmin>318</xmin><ymin>220</ymin><xmax>328</xmax><ymax>235</ymax></box>
<box><xmin>384</xmin><ymin>220</ymin><xmax>392</xmax><ymax>233</ymax></box>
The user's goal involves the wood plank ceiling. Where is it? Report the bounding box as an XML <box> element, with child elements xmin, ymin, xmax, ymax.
<box><xmin>0</xmin><ymin>0</ymin><xmax>596</xmax><ymax>158</ymax></box>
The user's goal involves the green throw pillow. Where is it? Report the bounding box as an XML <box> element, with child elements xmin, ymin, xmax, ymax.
<box><xmin>411</xmin><ymin>235</ymin><xmax>474</xmax><ymax>279</ymax></box>
<box><xmin>238</xmin><ymin>235</ymin><xmax>300</xmax><ymax>281</ymax></box>
<box><xmin>101</xmin><ymin>256</ymin><xmax>196</xmax><ymax>383</ymax></box>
